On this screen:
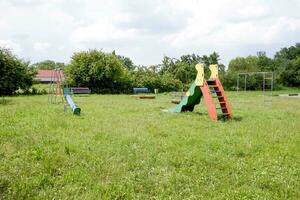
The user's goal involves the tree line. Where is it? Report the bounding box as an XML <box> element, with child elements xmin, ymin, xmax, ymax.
<box><xmin>224</xmin><ymin>44</ymin><xmax>300</xmax><ymax>90</ymax></box>
<box><xmin>0</xmin><ymin>44</ymin><xmax>299</xmax><ymax>95</ymax></box>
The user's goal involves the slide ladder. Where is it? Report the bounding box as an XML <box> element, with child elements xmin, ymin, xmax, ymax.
<box><xmin>206</xmin><ymin>79</ymin><xmax>232</xmax><ymax>120</ymax></box>
<box><xmin>168</xmin><ymin>64</ymin><xmax>233</xmax><ymax>121</ymax></box>
<box><xmin>200</xmin><ymin>80</ymin><xmax>218</xmax><ymax>121</ymax></box>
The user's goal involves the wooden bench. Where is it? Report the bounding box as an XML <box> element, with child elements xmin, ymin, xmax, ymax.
<box><xmin>130</xmin><ymin>95</ymin><xmax>156</xmax><ymax>99</ymax></box>
<box><xmin>71</xmin><ymin>87</ymin><xmax>91</xmax><ymax>94</ymax></box>
<box><xmin>133</xmin><ymin>88</ymin><xmax>150</xmax><ymax>94</ymax></box>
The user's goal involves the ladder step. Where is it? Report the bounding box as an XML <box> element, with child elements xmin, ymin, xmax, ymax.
<box><xmin>207</xmin><ymin>80</ymin><xmax>216</xmax><ymax>83</ymax></box>
<box><xmin>222</xmin><ymin>113</ymin><xmax>230</xmax><ymax>115</ymax></box>
<box><xmin>216</xmin><ymin>107</ymin><xmax>227</xmax><ymax>110</ymax></box>
<box><xmin>211</xmin><ymin>90</ymin><xmax>221</xmax><ymax>93</ymax></box>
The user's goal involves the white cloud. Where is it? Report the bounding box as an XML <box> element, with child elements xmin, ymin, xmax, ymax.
<box><xmin>71</xmin><ymin>17</ymin><xmax>136</xmax><ymax>43</ymax></box>
<box><xmin>163</xmin><ymin>0</ymin><xmax>272</xmax><ymax>47</ymax></box>
<box><xmin>236</xmin><ymin>5</ymin><xmax>270</xmax><ymax>19</ymax></box>
<box><xmin>161</xmin><ymin>0</ymin><xmax>300</xmax><ymax>62</ymax></box>
<box><xmin>33</xmin><ymin>42</ymin><xmax>51</xmax><ymax>50</ymax></box>
<box><xmin>0</xmin><ymin>40</ymin><xmax>22</xmax><ymax>52</ymax></box>
<box><xmin>0</xmin><ymin>0</ymin><xmax>299</xmax><ymax>65</ymax></box>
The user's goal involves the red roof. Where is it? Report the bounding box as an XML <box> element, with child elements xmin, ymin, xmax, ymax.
<box><xmin>36</xmin><ymin>70</ymin><xmax>64</xmax><ymax>78</ymax></box>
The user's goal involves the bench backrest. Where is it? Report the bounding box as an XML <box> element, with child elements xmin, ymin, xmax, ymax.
<box><xmin>133</xmin><ymin>88</ymin><xmax>149</xmax><ymax>94</ymax></box>
<box><xmin>71</xmin><ymin>87</ymin><xmax>91</xmax><ymax>94</ymax></box>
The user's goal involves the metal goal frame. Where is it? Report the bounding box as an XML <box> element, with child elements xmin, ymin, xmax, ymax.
<box><xmin>237</xmin><ymin>72</ymin><xmax>274</xmax><ymax>97</ymax></box>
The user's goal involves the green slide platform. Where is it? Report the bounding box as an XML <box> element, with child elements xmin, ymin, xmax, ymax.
<box><xmin>169</xmin><ymin>82</ymin><xmax>203</xmax><ymax>112</ymax></box>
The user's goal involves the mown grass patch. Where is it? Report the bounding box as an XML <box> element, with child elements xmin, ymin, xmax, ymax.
<box><xmin>0</xmin><ymin>91</ymin><xmax>299</xmax><ymax>199</ymax></box>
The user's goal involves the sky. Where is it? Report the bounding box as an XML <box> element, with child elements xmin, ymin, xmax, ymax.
<box><xmin>0</xmin><ymin>0</ymin><xmax>300</xmax><ymax>66</ymax></box>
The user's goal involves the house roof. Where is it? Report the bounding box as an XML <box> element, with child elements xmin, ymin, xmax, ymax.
<box><xmin>36</xmin><ymin>70</ymin><xmax>64</xmax><ymax>78</ymax></box>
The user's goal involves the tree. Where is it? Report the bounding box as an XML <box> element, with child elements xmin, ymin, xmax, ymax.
<box><xmin>31</xmin><ymin>60</ymin><xmax>65</xmax><ymax>70</ymax></box>
<box><xmin>256</xmin><ymin>55</ymin><xmax>276</xmax><ymax>71</ymax></box>
<box><xmin>159</xmin><ymin>52</ymin><xmax>224</xmax><ymax>88</ymax></box>
<box><xmin>66</xmin><ymin>49</ymin><xmax>130</xmax><ymax>93</ymax></box>
<box><xmin>274</xmin><ymin>43</ymin><xmax>300</xmax><ymax>61</ymax></box>
<box><xmin>117</xmin><ymin>55</ymin><xmax>135</xmax><ymax>71</ymax></box>
<box><xmin>159</xmin><ymin>54</ymin><xmax>200</xmax><ymax>84</ymax></box>
<box><xmin>274</xmin><ymin>44</ymin><xmax>300</xmax><ymax>87</ymax></box>
<box><xmin>227</xmin><ymin>56</ymin><xmax>259</xmax><ymax>73</ymax></box>
<box><xmin>0</xmin><ymin>47</ymin><xmax>35</xmax><ymax>95</ymax></box>
<box><xmin>159</xmin><ymin>56</ymin><xmax>177</xmax><ymax>75</ymax></box>
<box><xmin>131</xmin><ymin>66</ymin><xmax>181</xmax><ymax>92</ymax></box>
<box><xmin>224</xmin><ymin>56</ymin><xmax>260</xmax><ymax>90</ymax></box>
<box><xmin>222</xmin><ymin>44</ymin><xmax>300</xmax><ymax>90</ymax></box>
<box><xmin>279</xmin><ymin>56</ymin><xmax>300</xmax><ymax>87</ymax></box>
<box><xmin>200</xmin><ymin>51</ymin><xmax>220</xmax><ymax>66</ymax></box>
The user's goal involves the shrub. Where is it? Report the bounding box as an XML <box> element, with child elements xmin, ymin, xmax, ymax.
<box><xmin>0</xmin><ymin>47</ymin><xmax>35</xmax><ymax>95</ymax></box>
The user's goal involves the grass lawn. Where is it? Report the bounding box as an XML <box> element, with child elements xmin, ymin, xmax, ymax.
<box><xmin>0</xmin><ymin>91</ymin><xmax>299</xmax><ymax>199</ymax></box>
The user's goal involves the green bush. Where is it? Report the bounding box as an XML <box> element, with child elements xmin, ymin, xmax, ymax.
<box><xmin>130</xmin><ymin>68</ymin><xmax>182</xmax><ymax>93</ymax></box>
<box><xmin>0</xmin><ymin>47</ymin><xmax>35</xmax><ymax>95</ymax></box>
<box><xmin>66</xmin><ymin>49</ymin><xmax>130</xmax><ymax>94</ymax></box>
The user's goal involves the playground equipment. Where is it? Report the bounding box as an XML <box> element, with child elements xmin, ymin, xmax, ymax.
<box><xmin>168</xmin><ymin>64</ymin><xmax>232</xmax><ymax>121</ymax></box>
<box><xmin>63</xmin><ymin>88</ymin><xmax>81</xmax><ymax>115</ymax></box>
<box><xmin>48</xmin><ymin>69</ymin><xmax>81</xmax><ymax>115</ymax></box>
<box><xmin>48</xmin><ymin>69</ymin><xmax>64</xmax><ymax>104</ymax></box>
<box><xmin>237</xmin><ymin>72</ymin><xmax>273</xmax><ymax>102</ymax></box>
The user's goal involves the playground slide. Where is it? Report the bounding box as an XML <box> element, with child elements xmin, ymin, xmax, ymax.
<box><xmin>169</xmin><ymin>82</ymin><xmax>203</xmax><ymax>112</ymax></box>
<box><xmin>65</xmin><ymin>94</ymin><xmax>81</xmax><ymax>115</ymax></box>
